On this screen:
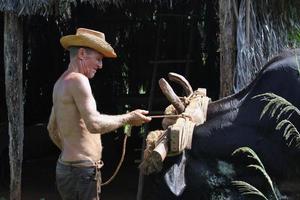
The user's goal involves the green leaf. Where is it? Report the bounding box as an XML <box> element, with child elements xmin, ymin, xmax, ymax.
<box><xmin>276</xmin><ymin>119</ymin><xmax>300</xmax><ymax>148</ymax></box>
<box><xmin>232</xmin><ymin>147</ymin><xmax>265</xmax><ymax>170</ymax></box>
<box><xmin>124</xmin><ymin>124</ymin><xmax>132</xmax><ymax>137</ymax></box>
<box><xmin>276</xmin><ymin>119</ymin><xmax>291</xmax><ymax>130</ymax></box>
<box><xmin>253</xmin><ymin>93</ymin><xmax>300</xmax><ymax>121</ymax></box>
<box><xmin>232</xmin><ymin>147</ymin><xmax>279</xmax><ymax>200</ymax></box>
<box><xmin>232</xmin><ymin>181</ymin><xmax>268</xmax><ymax>200</ymax></box>
<box><xmin>277</xmin><ymin>107</ymin><xmax>297</xmax><ymax>120</ymax></box>
<box><xmin>247</xmin><ymin>164</ymin><xmax>277</xmax><ymax>198</ymax></box>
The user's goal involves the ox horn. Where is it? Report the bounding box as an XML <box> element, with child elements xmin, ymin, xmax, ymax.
<box><xmin>168</xmin><ymin>72</ymin><xmax>193</xmax><ymax>97</ymax></box>
<box><xmin>159</xmin><ymin>78</ymin><xmax>185</xmax><ymax>113</ymax></box>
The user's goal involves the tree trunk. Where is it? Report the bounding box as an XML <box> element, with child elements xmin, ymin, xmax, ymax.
<box><xmin>219</xmin><ymin>0</ymin><xmax>237</xmax><ymax>98</ymax></box>
<box><xmin>4</xmin><ymin>12</ymin><xmax>24</xmax><ymax>200</ymax></box>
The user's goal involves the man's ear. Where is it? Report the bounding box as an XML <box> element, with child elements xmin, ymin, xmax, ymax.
<box><xmin>77</xmin><ymin>47</ymin><xmax>86</xmax><ymax>60</ymax></box>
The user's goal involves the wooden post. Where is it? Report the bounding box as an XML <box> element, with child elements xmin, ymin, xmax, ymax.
<box><xmin>219</xmin><ymin>0</ymin><xmax>238</xmax><ymax>98</ymax></box>
<box><xmin>136</xmin><ymin>18</ymin><xmax>163</xmax><ymax>200</ymax></box>
<box><xmin>4</xmin><ymin>12</ymin><xmax>24</xmax><ymax>200</ymax></box>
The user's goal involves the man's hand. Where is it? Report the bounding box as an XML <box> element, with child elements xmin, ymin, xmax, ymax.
<box><xmin>127</xmin><ymin>109</ymin><xmax>152</xmax><ymax>126</ymax></box>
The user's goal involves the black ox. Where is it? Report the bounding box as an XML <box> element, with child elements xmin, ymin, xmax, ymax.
<box><xmin>143</xmin><ymin>49</ymin><xmax>300</xmax><ymax>200</ymax></box>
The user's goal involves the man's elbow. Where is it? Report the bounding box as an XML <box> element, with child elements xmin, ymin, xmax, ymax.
<box><xmin>85</xmin><ymin>121</ymin><xmax>101</xmax><ymax>134</ymax></box>
<box><xmin>85</xmin><ymin>120</ymin><xmax>107</xmax><ymax>134</ymax></box>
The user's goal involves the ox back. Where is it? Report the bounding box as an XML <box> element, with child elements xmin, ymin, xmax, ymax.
<box><xmin>144</xmin><ymin>49</ymin><xmax>300</xmax><ymax>200</ymax></box>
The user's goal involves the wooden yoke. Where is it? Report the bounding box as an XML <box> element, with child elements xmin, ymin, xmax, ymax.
<box><xmin>139</xmin><ymin>85</ymin><xmax>211</xmax><ymax>175</ymax></box>
<box><xmin>169</xmin><ymin>88</ymin><xmax>210</xmax><ymax>153</ymax></box>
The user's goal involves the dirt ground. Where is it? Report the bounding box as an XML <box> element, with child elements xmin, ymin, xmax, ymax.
<box><xmin>0</xmin><ymin>153</ymin><xmax>143</xmax><ymax>200</ymax></box>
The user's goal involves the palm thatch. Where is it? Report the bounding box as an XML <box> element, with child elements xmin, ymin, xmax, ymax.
<box><xmin>235</xmin><ymin>0</ymin><xmax>300</xmax><ymax>92</ymax></box>
<box><xmin>0</xmin><ymin>0</ymin><xmax>121</xmax><ymax>17</ymax></box>
<box><xmin>0</xmin><ymin>0</ymin><xmax>178</xmax><ymax>17</ymax></box>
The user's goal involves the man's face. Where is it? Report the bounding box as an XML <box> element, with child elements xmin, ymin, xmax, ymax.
<box><xmin>82</xmin><ymin>48</ymin><xmax>104</xmax><ymax>78</ymax></box>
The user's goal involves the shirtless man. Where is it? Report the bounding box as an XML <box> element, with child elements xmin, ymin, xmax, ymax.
<box><xmin>47</xmin><ymin>28</ymin><xmax>151</xmax><ymax>200</ymax></box>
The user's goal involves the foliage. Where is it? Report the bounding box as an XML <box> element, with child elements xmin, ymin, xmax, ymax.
<box><xmin>288</xmin><ymin>25</ymin><xmax>300</xmax><ymax>48</ymax></box>
<box><xmin>253</xmin><ymin>93</ymin><xmax>300</xmax><ymax>120</ymax></box>
<box><xmin>276</xmin><ymin>120</ymin><xmax>300</xmax><ymax>149</ymax></box>
<box><xmin>232</xmin><ymin>180</ymin><xmax>268</xmax><ymax>200</ymax></box>
<box><xmin>232</xmin><ymin>147</ymin><xmax>264</xmax><ymax>169</ymax></box>
<box><xmin>253</xmin><ymin>93</ymin><xmax>300</xmax><ymax>149</ymax></box>
<box><xmin>232</xmin><ymin>147</ymin><xmax>278</xmax><ymax>200</ymax></box>
<box><xmin>235</xmin><ymin>0</ymin><xmax>300</xmax><ymax>92</ymax></box>
<box><xmin>0</xmin><ymin>0</ymin><xmax>122</xmax><ymax>17</ymax></box>
<box><xmin>0</xmin><ymin>0</ymin><xmax>178</xmax><ymax>17</ymax></box>
<box><xmin>123</xmin><ymin>124</ymin><xmax>132</xmax><ymax>137</ymax></box>
<box><xmin>233</xmin><ymin>93</ymin><xmax>300</xmax><ymax>198</ymax></box>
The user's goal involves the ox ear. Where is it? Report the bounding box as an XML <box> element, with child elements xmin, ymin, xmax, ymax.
<box><xmin>164</xmin><ymin>151</ymin><xmax>187</xmax><ymax>196</ymax></box>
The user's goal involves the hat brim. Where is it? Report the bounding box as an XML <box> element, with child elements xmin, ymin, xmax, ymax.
<box><xmin>60</xmin><ymin>35</ymin><xmax>117</xmax><ymax>58</ymax></box>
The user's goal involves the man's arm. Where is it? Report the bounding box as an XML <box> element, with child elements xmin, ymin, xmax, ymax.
<box><xmin>47</xmin><ymin>107</ymin><xmax>62</xmax><ymax>150</ymax></box>
<box><xmin>70</xmin><ymin>74</ymin><xmax>151</xmax><ymax>134</ymax></box>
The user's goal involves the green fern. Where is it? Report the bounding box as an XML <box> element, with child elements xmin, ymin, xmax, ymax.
<box><xmin>232</xmin><ymin>181</ymin><xmax>268</xmax><ymax>200</ymax></box>
<box><xmin>253</xmin><ymin>93</ymin><xmax>300</xmax><ymax>120</ymax></box>
<box><xmin>276</xmin><ymin>119</ymin><xmax>300</xmax><ymax>149</ymax></box>
<box><xmin>247</xmin><ymin>165</ymin><xmax>278</xmax><ymax>200</ymax></box>
<box><xmin>232</xmin><ymin>147</ymin><xmax>265</xmax><ymax>170</ymax></box>
<box><xmin>232</xmin><ymin>147</ymin><xmax>279</xmax><ymax>200</ymax></box>
<box><xmin>253</xmin><ymin>93</ymin><xmax>300</xmax><ymax>148</ymax></box>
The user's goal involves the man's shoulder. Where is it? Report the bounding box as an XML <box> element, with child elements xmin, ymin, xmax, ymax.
<box><xmin>66</xmin><ymin>72</ymin><xmax>88</xmax><ymax>82</ymax></box>
<box><xmin>61</xmin><ymin>72</ymin><xmax>89</xmax><ymax>87</ymax></box>
<box><xmin>64</xmin><ymin>72</ymin><xmax>91</xmax><ymax>94</ymax></box>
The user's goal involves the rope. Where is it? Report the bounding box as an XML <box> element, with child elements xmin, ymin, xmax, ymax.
<box><xmin>101</xmin><ymin>134</ymin><xmax>128</xmax><ymax>186</ymax></box>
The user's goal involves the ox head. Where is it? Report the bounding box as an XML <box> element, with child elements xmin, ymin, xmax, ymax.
<box><xmin>148</xmin><ymin>73</ymin><xmax>195</xmax><ymax>196</ymax></box>
<box><xmin>142</xmin><ymin>73</ymin><xmax>211</xmax><ymax>197</ymax></box>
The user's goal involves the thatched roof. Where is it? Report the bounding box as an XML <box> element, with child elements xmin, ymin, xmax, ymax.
<box><xmin>0</xmin><ymin>0</ymin><xmax>178</xmax><ymax>17</ymax></box>
<box><xmin>0</xmin><ymin>0</ymin><xmax>124</xmax><ymax>17</ymax></box>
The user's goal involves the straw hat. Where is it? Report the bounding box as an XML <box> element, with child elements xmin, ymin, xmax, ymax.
<box><xmin>60</xmin><ymin>28</ymin><xmax>117</xmax><ymax>58</ymax></box>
